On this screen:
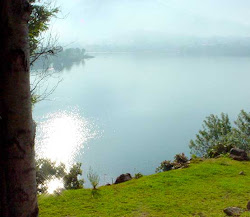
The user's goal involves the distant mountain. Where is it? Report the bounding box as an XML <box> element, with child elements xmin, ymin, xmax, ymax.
<box><xmin>83</xmin><ymin>33</ymin><xmax>250</xmax><ymax>56</ymax></box>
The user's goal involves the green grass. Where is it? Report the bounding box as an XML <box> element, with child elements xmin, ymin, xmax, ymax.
<box><xmin>39</xmin><ymin>158</ymin><xmax>250</xmax><ymax>217</ymax></box>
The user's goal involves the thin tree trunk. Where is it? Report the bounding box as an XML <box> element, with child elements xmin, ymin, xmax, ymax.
<box><xmin>0</xmin><ymin>0</ymin><xmax>38</xmax><ymax>216</ymax></box>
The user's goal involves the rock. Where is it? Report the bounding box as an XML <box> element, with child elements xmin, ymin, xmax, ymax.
<box><xmin>239</xmin><ymin>171</ymin><xmax>245</xmax><ymax>175</ymax></box>
<box><xmin>105</xmin><ymin>183</ymin><xmax>111</xmax><ymax>186</ymax></box>
<box><xmin>114</xmin><ymin>173</ymin><xmax>132</xmax><ymax>184</ymax></box>
<box><xmin>230</xmin><ymin>148</ymin><xmax>249</xmax><ymax>161</ymax></box>
<box><xmin>247</xmin><ymin>201</ymin><xmax>250</xmax><ymax>211</ymax></box>
<box><xmin>223</xmin><ymin>207</ymin><xmax>244</xmax><ymax>216</ymax></box>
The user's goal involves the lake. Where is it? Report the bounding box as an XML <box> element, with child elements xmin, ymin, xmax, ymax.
<box><xmin>33</xmin><ymin>53</ymin><xmax>250</xmax><ymax>187</ymax></box>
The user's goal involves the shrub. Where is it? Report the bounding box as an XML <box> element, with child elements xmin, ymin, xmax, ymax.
<box><xmin>191</xmin><ymin>154</ymin><xmax>198</xmax><ymax>159</ymax></box>
<box><xmin>231</xmin><ymin>110</ymin><xmax>250</xmax><ymax>151</ymax></box>
<box><xmin>155</xmin><ymin>160</ymin><xmax>174</xmax><ymax>173</ymax></box>
<box><xmin>207</xmin><ymin>143</ymin><xmax>233</xmax><ymax>158</ymax></box>
<box><xmin>189</xmin><ymin>110</ymin><xmax>250</xmax><ymax>157</ymax></box>
<box><xmin>156</xmin><ymin>153</ymin><xmax>190</xmax><ymax>173</ymax></box>
<box><xmin>134</xmin><ymin>172</ymin><xmax>143</xmax><ymax>179</ymax></box>
<box><xmin>87</xmin><ymin>168</ymin><xmax>100</xmax><ymax>190</ymax></box>
<box><xmin>174</xmin><ymin>153</ymin><xmax>188</xmax><ymax>164</ymax></box>
<box><xmin>189</xmin><ymin>113</ymin><xmax>232</xmax><ymax>156</ymax></box>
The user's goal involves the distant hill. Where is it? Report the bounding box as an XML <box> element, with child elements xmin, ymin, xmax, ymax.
<box><xmin>84</xmin><ymin>34</ymin><xmax>250</xmax><ymax>56</ymax></box>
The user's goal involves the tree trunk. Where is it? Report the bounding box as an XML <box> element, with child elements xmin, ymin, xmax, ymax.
<box><xmin>0</xmin><ymin>0</ymin><xmax>38</xmax><ymax>216</ymax></box>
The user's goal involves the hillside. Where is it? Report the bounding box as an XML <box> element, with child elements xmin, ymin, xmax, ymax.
<box><xmin>39</xmin><ymin>158</ymin><xmax>250</xmax><ymax>217</ymax></box>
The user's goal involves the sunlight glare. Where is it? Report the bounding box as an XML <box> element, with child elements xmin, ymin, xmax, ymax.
<box><xmin>36</xmin><ymin>109</ymin><xmax>96</xmax><ymax>166</ymax></box>
<box><xmin>46</xmin><ymin>178</ymin><xmax>64</xmax><ymax>194</ymax></box>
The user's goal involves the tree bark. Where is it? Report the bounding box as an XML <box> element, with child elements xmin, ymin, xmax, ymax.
<box><xmin>0</xmin><ymin>0</ymin><xmax>38</xmax><ymax>216</ymax></box>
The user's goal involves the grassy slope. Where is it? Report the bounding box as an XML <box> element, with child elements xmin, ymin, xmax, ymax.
<box><xmin>39</xmin><ymin>158</ymin><xmax>250</xmax><ymax>217</ymax></box>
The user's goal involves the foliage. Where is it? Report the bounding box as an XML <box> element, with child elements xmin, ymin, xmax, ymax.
<box><xmin>156</xmin><ymin>153</ymin><xmax>189</xmax><ymax>173</ymax></box>
<box><xmin>31</xmin><ymin>94</ymin><xmax>41</xmax><ymax>108</ymax></box>
<box><xmin>174</xmin><ymin>153</ymin><xmax>188</xmax><ymax>164</ymax></box>
<box><xmin>87</xmin><ymin>168</ymin><xmax>100</xmax><ymax>190</ymax></box>
<box><xmin>134</xmin><ymin>172</ymin><xmax>143</xmax><ymax>179</ymax></box>
<box><xmin>189</xmin><ymin>110</ymin><xmax>250</xmax><ymax>157</ymax></box>
<box><xmin>231</xmin><ymin>110</ymin><xmax>250</xmax><ymax>151</ymax></box>
<box><xmin>207</xmin><ymin>143</ymin><xmax>233</xmax><ymax>158</ymax></box>
<box><xmin>191</xmin><ymin>154</ymin><xmax>198</xmax><ymax>159</ymax></box>
<box><xmin>36</xmin><ymin>159</ymin><xmax>85</xmax><ymax>193</ymax></box>
<box><xmin>38</xmin><ymin>158</ymin><xmax>250</xmax><ymax>217</ymax></box>
<box><xmin>36</xmin><ymin>158</ymin><xmax>66</xmax><ymax>194</ymax></box>
<box><xmin>189</xmin><ymin>113</ymin><xmax>231</xmax><ymax>156</ymax></box>
<box><xmin>63</xmin><ymin>163</ymin><xmax>84</xmax><ymax>190</ymax></box>
<box><xmin>29</xmin><ymin>0</ymin><xmax>63</xmax><ymax>105</ymax></box>
<box><xmin>155</xmin><ymin>160</ymin><xmax>174</xmax><ymax>173</ymax></box>
<box><xmin>29</xmin><ymin>0</ymin><xmax>59</xmax><ymax>56</ymax></box>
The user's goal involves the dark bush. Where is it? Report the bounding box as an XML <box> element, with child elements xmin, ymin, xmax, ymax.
<box><xmin>174</xmin><ymin>153</ymin><xmax>188</xmax><ymax>164</ymax></box>
<box><xmin>155</xmin><ymin>160</ymin><xmax>174</xmax><ymax>173</ymax></box>
<box><xmin>156</xmin><ymin>153</ymin><xmax>190</xmax><ymax>173</ymax></box>
<box><xmin>134</xmin><ymin>172</ymin><xmax>143</xmax><ymax>179</ymax></box>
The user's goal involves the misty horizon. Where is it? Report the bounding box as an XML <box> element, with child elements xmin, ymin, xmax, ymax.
<box><xmin>50</xmin><ymin>0</ymin><xmax>250</xmax><ymax>48</ymax></box>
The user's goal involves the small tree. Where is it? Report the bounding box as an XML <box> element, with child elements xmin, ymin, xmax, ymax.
<box><xmin>189</xmin><ymin>110</ymin><xmax>250</xmax><ymax>157</ymax></box>
<box><xmin>232</xmin><ymin>110</ymin><xmax>250</xmax><ymax>151</ymax></box>
<box><xmin>63</xmin><ymin>163</ymin><xmax>84</xmax><ymax>190</ymax></box>
<box><xmin>87</xmin><ymin>168</ymin><xmax>100</xmax><ymax>190</ymax></box>
<box><xmin>189</xmin><ymin>113</ymin><xmax>232</xmax><ymax>156</ymax></box>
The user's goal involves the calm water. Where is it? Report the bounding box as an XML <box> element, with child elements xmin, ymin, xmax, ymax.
<box><xmin>34</xmin><ymin>53</ymin><xmax>250</xmax><ymax>187</ymax></box>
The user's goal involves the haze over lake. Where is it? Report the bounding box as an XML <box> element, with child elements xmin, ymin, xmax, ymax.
<box><xmin>34</xmin><ymin>53</ymin><xmax>250</xmax><ymax>186</ymax></box>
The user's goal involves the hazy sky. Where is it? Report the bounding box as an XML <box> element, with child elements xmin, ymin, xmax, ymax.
<box><xmin>52</xmin><ymin>0</ymin><xmax>250</xmax><ymax>45</ymax></box>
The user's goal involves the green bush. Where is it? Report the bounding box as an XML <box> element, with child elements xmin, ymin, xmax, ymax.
<box><xmin>231</xmin><ymin>110</ymin><xmax>250</xmax><ymax>151</ymax></box>
<box><xmin>189</xmin><ymin>110</ymin><xmax>250</xmax><ymax>157</ymax></box>
<box><xmin>134</xmin><ymin>172</ymin><xmax>143</xmax><ymax>179</ymax></box>
<box><xmin>63</xmin><ymin>163</ymin><xmax>84</xmax><ymax>190</ymax></box>
<box><xmin>87</xmin><ymin>168</ymin><xmax>100</xmax><ymax>190</ymax></box>
<box><xmin>207</xmin><ymin>143</ymin><xmax>233</xmax><ymax>158</ymax></box>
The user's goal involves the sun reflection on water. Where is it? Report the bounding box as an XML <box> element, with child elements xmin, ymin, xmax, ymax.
<box><xmin>36</xmin><ymin>109</ymin><xmax>96</xmax><ymax>165</ymax></box>
<box><xmin>35</xmin><ymin>108</ymin><xmax>97</xmax><ymax>193</ymax></box>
